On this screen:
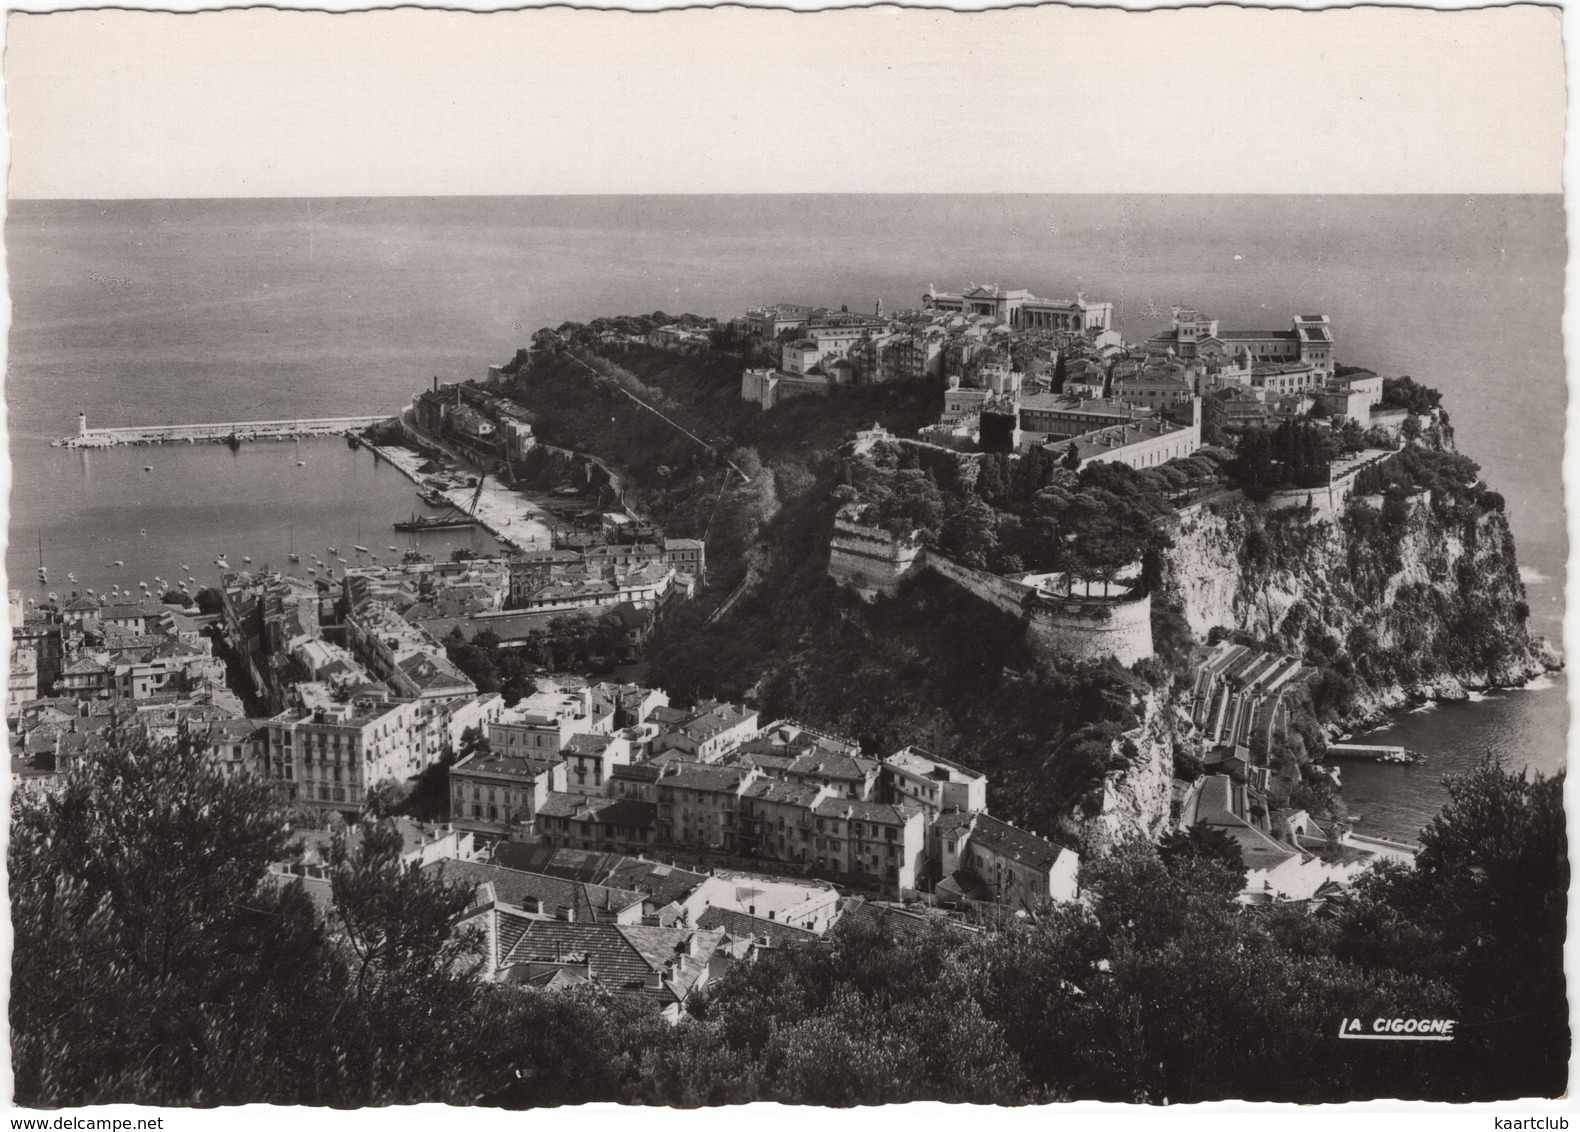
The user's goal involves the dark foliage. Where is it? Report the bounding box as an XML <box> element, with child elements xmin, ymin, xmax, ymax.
<box><xmin>1226</xmin><ymin>420</ymin><xmax>1333</xmax><ymax>497</ymax></box>
<box><xmin>1335</xmin><ymin>761</ymin><xmax>1569</xmax><ymax>1099</ymax></box>
<box><xmin>1380</xmin><ymin>375</ymin><xmax>1443</xmax><ymax>416</ymax></box>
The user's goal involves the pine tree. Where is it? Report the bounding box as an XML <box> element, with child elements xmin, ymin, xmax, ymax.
<box><xmin>10</xmin><ymin>732</ymin><xmax>338</xmax><ymax>1105</ymax></box>
<box><xmin>974</xmin><ymin>454</ymin><xmax>1008</xmax><ymax>504</ymax></box>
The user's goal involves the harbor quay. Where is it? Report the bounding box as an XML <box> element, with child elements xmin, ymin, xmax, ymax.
<box><xmin>55</xmin><ymin>412</ymin><xmax>395</xmax><ymax>448</ymax></box>
<box><xmin>362</xmin><ymin>406</ymin><xmax>554</xmax><ymax>552</ymax></box>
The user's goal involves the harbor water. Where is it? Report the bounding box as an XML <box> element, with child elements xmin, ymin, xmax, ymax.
<box><xmin>6</xmin><ymin>195</ymin><xmax>1566</xmax><ymax>830</ymax></box>
<box><xmin>13</xmin><ymin>438</ymin><xmax>515</xmax><ymax>606</ymax></box>
<box><xmin>1337</xmin><ymin>672</ymin><xmax>1568</xmax><ymax>843</ymax></box>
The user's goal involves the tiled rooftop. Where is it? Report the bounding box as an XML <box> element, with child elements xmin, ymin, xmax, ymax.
<box><xmin>697</xmin><ymin>906</ymin><xmax>820</xmax><ymax>947</ymax></box>
<box><xmin>963</xmin><ymin>813</ymin><xmax>1071</xmax><ymax>873</ymax></box>
<box><xmin>425</xmin><ymin>858</ymin><xmax>644</xmax><ymax>922</ymax></box>
<box><xmin>500</xmin><ymin>921</ymin><xmax>724</xmax><ymax>1005</ymax></box>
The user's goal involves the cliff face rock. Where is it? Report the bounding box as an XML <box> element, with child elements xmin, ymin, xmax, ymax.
<box><xmin>1061</xmin><ymin>691</ymin><xmax>1187</xmax><ymax>856</ymax></box>
<box><xmin>1076</xmin><ymin>446</ymin><xmax>1549</xmax><ymax>847</ymax></box>
<box><xmin>1160</xmin><ymin>464</ymin><xmax>1548</xmax><ymax>730</ymax></box>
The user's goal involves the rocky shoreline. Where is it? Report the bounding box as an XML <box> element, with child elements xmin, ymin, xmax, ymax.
<box><xmin>1331</xmin><ymin>642</ymin><xmax>1562</xmax><ymax>738</ymax></box>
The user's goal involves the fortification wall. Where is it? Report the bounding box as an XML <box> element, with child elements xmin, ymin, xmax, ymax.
<box><xmin>827</xmin><ymin>518</ymin><xmax>923</xmax><ymax>598</ymax></box>
<box><xmin>1264</xmin><ymin>448</ymin><xmax>1397</xmax><ymax>518</ymax></box>
<box><xmin>921</xmin><ymin>550</ymin><xmax>1030</xmax><ymax>617</ymax></box>
<box><xmin>826</xmin><ymin>517</ymin><xmax>1156</xmax><ymax>663</ymax></box>
<box><xmin>1026</xmin><ymin>592</ymin><xmax>1153</xmax><ymax>666</ymax></box>
<box><xmin>922</xmin><ymin>551</ymin><xmax>1154</xmax><ymax>666</ymax></box>
<box><xmin>1263</xmin><ymin>479</ymin><xmax>1353</xmax><ymax>518</ymax></box>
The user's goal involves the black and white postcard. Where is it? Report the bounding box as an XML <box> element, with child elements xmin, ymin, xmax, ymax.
<box><xmin>3</xmin><ymin>3</ymin><xmax>1570</xmax><ymax>1123</ymax></box>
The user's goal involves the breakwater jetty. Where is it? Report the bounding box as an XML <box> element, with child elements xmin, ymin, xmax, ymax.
<box><xmin>55</xmin><ymin>412</ymin><xmax>394</xmax><ymax>449</ymax></box>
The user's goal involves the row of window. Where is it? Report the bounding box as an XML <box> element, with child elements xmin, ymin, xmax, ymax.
<box><xmin>454</xmin><ymin>784</ymin><xmax>524</xmax><ymax>804</ymax></box>
<box><xmin>804</xmin><ymin>835</ymin><xmax>899</xmax><ymax>859</ymax></box>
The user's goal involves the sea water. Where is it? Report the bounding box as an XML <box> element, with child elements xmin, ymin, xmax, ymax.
<box><xmin>1338</xmin><ymin>672</ymin><xmax>1569</xmax><ymax>842</ymax></box>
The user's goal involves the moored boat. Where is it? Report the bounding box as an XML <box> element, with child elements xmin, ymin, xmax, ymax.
<box><xmin>394</xmin><ymin>513</ymin><xmax>477</xmax><ymax>532</ymax></box>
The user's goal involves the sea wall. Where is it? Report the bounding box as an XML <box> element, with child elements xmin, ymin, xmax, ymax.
<box><xmin>59</xmin><ymin>414</ymin><xmax>393</xmax><ymax>448</ymax></box>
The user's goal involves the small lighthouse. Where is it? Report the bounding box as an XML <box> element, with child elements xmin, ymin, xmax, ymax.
<box><xmin>78</xmin><ymin>411</ymin><xmax>87</xmax><ymax>436</ymax></box>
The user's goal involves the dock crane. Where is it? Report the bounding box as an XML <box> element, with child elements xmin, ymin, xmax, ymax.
<box><xmin>465</xmin><ymin>473</ymin><xmax>487</xmax><ymax>519</ymax></box>
<box><xmin>394</xmin><ymin>474</ymin><xmax>490</xmax><ymax>534</ymax></box>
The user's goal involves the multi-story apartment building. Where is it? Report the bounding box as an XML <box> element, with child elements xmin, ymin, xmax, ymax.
<box><xmin>655</xmin><ymin>764</ymin><xmax>758</xmax><ymax>851</ymax></box>
<box><xmin>729</xmin><ymin>724</ymin><xmax>881</xmax><ymax>800</ymax></box>
<box><xmin>780</xmin><ymin>340</ymin><xmax>821</xmax><ymax>376</ymax></box>
<box><xmin>942</xmin><ymin>385</ymin><xmax>992</xmax><ymax>424</ymax></box>
<box><xmin>889</xmin><ymin>331</ymin><xmax>945</xmax><ymax>382</ymax></box>
<box><xmin>732</xmin><ymin>778</ymin><xmax>926</xmax><ymax>889</ymax></box>
<box><xmin>654</xmin><ymin>702</ymin><xmax>760</xmax><ymax>764</ymax></box>
<box><xmin>188</xmin><ymin>718</ymin><xmax>264</xmax><ymax>779</ymax></box>
<box><xmin>582</xmin><ymin>543</ymin><xmax>664</xmax><ymax>572</ymax></box>
<box><xmin>1206</xmin><ymin>386</ymin><xmax>1272</xmax><ymax>434</ymax></box>
<box><xmin>535</xmin><ymin>792</ymin><xmax>658</xmax><ymax>855</ymax></box>
<box><xmin>850</xmin><ymin>334</ymin><xmax>901</xmax><ymax>385</ymax></box>
<box><xmin>507</xmin><ymin>551</ymin><xmax>586</xmax><ymax>602</ymax></box>
<box><xmin>439</xmin><ymin>692</ymin><xmax>508</xmax><ymax>754</ymax></box>
<box><xmin>588</xmin><ymin>681</ymin><xmax>670</xmax><ymax>729</ymax></box>
<box><xmin>929</xmin><ymin>811</ymin><xmax>1079</xmax><ymax>909</ymax></box>
<box><xmin>450</xmin><ymin>750</ymin><xmax>567</xmax><ymax>839</ymax></box>
<box><xmin>736</xmin><ymin>778</ymin><xmax>825</xmax><ymax>862</ymax></box>
<box><xmin>882</xmin><ymin>747</ymin><xmax>988</xmax><ymax>815</ymax></box>
<box><xmin>489</xmin><ymin>710</ymin><xmax>576</xmax><ymax>760</ymax></box>
<box><xmin>220</xmin><ymin>571</ymin><xmax>324</xmax><ymax>712</ymax></box>
<box><xmin>810</xmin><ymin>797</ymin><xmax>926</xmax><ymax>888</ymax></box>
<box><xmin>8</xmin><ymin>644</ymin><xmax>38</xmax><ymax>720</ymax></box>
<box><xmin>805</xmin><ymin>317</ymin><xmax>886</xmax><ymax>359</ymax></box>
<box><xmin>562</xmin><ymin>731</ymin><xmax>633</xmax><ymax>796</ymax></box>
<box><xmin>1248</xmin><ymin>362</ymin><xmax>1321</xmax><ymax>397</ymax></box>
<box><xmin>486</xmin><ymin>684</ymin><xmax>611</xmax><ymax>761</ymax></box>
<box><xmin>263</xmin><ymin>690</ymin><xmax>439</xmax><ymax>815</ymax></box>
<box><xmin>1113</xmin><ymin>372</ymin><xmax>1195</xmax><ymax>414</ymax></box>
<box><xmin>661</xmin><ymin>539</ymin><xmax>707</xmax><ymax>582</ymax></box>
<box><xmin>344</xmin><ymin>604</ymin><xmax>475</xmax><ymax>703</ymax></box>
<box><xmin>609</xmin><ymin>761</ymin><xmax>662</xmax><ymax>803</ymax></box>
